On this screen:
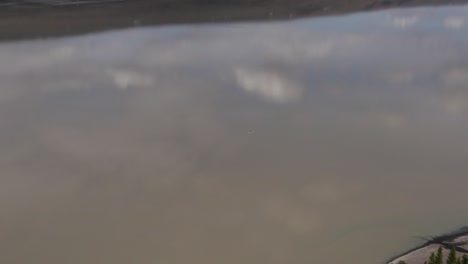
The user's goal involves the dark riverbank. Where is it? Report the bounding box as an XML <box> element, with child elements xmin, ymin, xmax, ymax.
<box><xmin>0</xmin><ymin>0</ymin><xmax>467</xmax><ymax>40</ymax></box>
<box><xmin>388</xmin><ymin>227</ymin><xmax>468</xmax><ymax>264</ymax></box>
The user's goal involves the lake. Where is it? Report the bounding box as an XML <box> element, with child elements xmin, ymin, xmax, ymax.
<box><xmin>1</xmin><ymin>4</ymin><xmax>468</xmax><ymax>264</ymax></box>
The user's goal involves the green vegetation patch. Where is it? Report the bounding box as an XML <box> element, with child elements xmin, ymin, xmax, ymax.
<box><xmin>398</xmin><ymin>247</ymin><xmax>468</xmax><ymax>264</ymax></box>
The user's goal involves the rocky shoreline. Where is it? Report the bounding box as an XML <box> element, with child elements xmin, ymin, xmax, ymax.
<box><xmin>0</xmin><ymin>0</ymin><xmax>467</xmax><ymax>40</ymax></box>
<box><xmin>388</xmin><ymin>228</ymin><xmax>468</xmax><ymax>264</ymax></box>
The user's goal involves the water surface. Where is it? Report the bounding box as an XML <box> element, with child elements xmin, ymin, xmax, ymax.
<box><xmin>1</xmin><ymin>5</ymin><xmax>468</xmax><ymax>264</ymax></box>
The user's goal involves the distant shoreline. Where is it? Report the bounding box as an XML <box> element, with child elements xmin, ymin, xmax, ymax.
<box><xmin>0</xmin><ymin>0</ymin><xmax>467</xmax><ymax>40</ymax></box>
<box><xmin>387</xmin><ymin>227</ymin><xmax>468</xmax><ymax>264</ymax></box>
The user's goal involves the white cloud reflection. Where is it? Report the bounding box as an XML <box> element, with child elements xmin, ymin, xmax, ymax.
<box><xmin>235</xmin><ymin>68</ymin><xmax>302</xmax><ymax>103</ymax></box>
<box><xmin>392</xmin><ymin>15</ymin><xmax>419</xmax><ymax>28</ymax></box>
<box><xmin>444</xmin><ymin>16</ymin><xmax>465</xmax><ymax>29</ymax></box>
<box><xmin>107</xmin><ymin>69</ymin><xmax>155</xmax><ymax>90</ymax></box>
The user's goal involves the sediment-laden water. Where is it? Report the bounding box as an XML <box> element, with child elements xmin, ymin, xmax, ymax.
<box><xmin>1</xmin><ymin>4</ymin><xmax>468</xmax><ymax>264</ymax></box>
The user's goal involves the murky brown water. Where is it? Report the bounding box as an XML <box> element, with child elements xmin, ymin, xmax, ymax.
<box><xmin>1</xmin><ymin>5</ymin><xmax>468</xmax><ymax>264</ymax></box>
